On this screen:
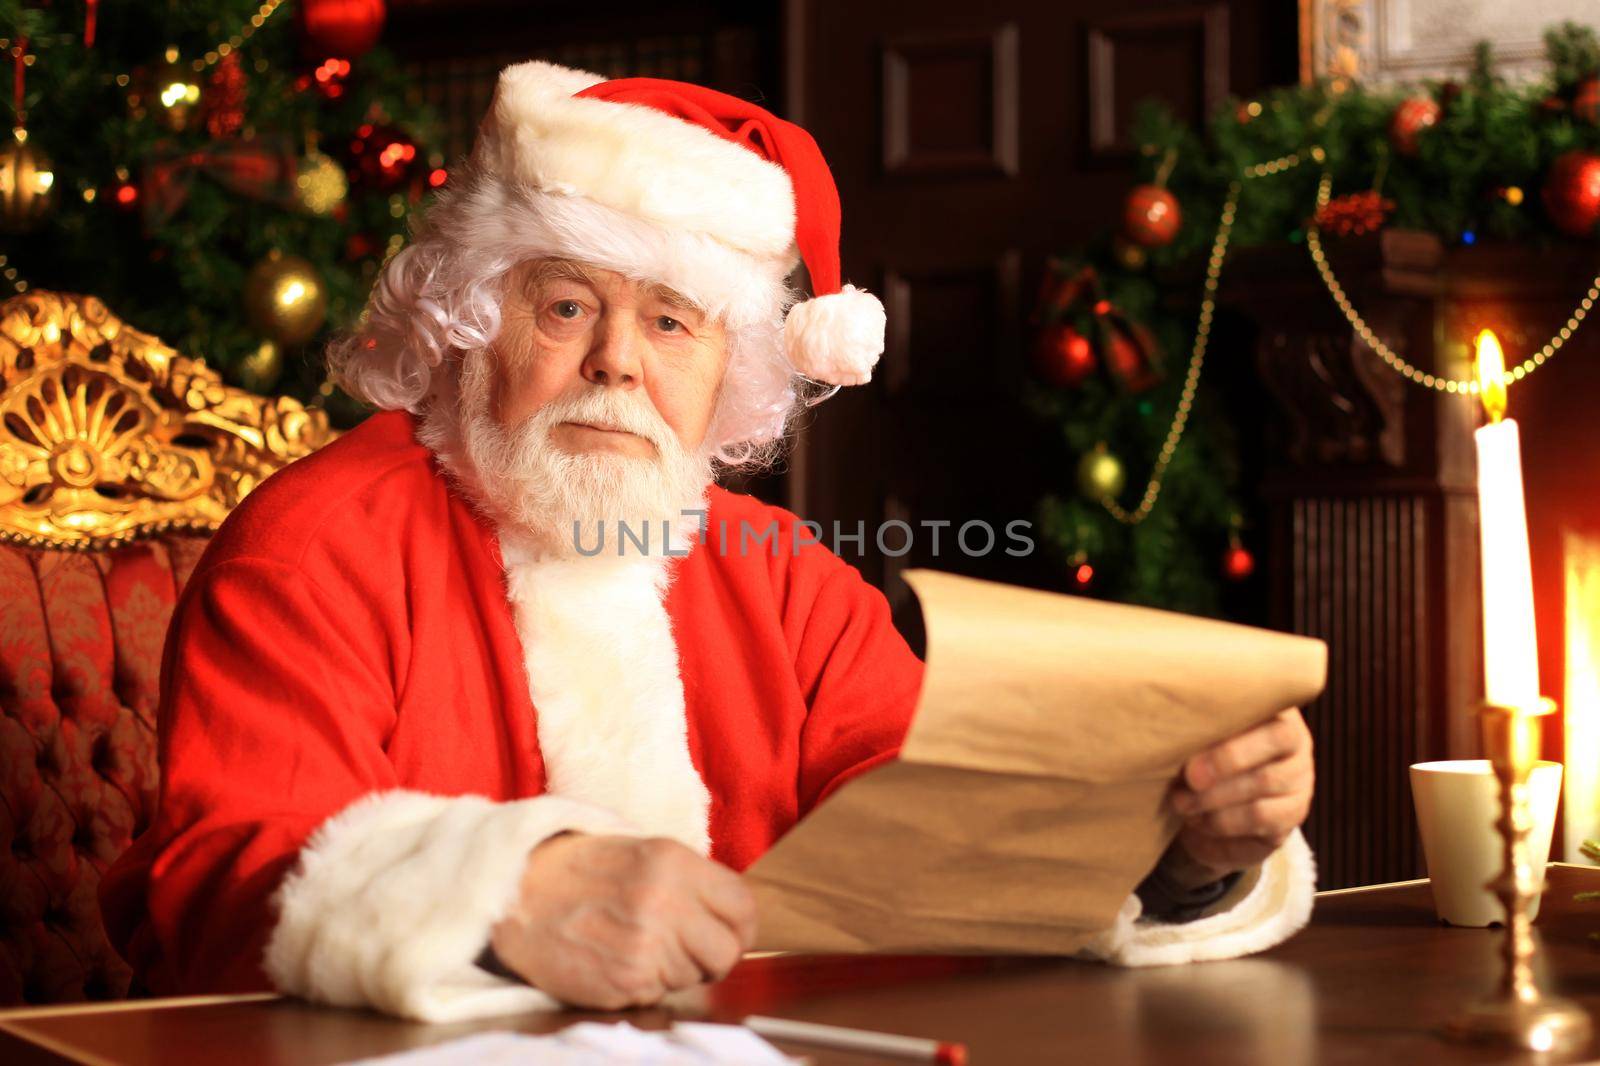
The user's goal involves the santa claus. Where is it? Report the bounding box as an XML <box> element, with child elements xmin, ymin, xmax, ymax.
<box><xmin>99</xmin><ymin>61</ymin><xmax>1316</xmax><ymax>1023</ymax></box>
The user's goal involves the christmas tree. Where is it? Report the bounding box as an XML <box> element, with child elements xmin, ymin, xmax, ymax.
<box><xmin>1032</xmin><ymin>21</ymin><xmax>1600</xmax><ymax>616</ymax></box>
<box><xmin>0</xmin><ymin>0</ymin><xmax>437</xmax><ymax>406</ymax></box>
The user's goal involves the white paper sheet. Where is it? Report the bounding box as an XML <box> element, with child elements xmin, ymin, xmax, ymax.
<box><xmin>339</xmin><ymin>1022</ymin><xmax>799</xmax><ymax>1065</ymax></box>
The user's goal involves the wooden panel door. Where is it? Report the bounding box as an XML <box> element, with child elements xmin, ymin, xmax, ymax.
<box><xmin>782</xmin><ymin>0</ymin><xmax>1294</xmax><ymax>628</ymax></box>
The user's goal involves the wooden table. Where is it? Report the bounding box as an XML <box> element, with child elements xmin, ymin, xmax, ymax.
<box><xmin>6</xmin><ymin>865</ymin><xmax>1600</xmax><ymax>1065</ymax></box>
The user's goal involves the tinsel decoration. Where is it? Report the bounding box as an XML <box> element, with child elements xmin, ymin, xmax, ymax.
<box><xmin>203</xmin><ymin>53</ymin><xmax>248</xmax><ymax>138</ymax></box>
<box><xmin>294</xmin><ymin>150</ymin><xmax>349</xmax><ymax>215</ymax></box>
<box><xmin>1313</xmin><ymin>190</ymin><xmax>1396</xmax><ymax>237</ymax></box>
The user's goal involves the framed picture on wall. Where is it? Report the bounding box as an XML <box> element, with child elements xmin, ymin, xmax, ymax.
<box><xmin>1300</xmin><ymin>0</ymin><xmax>1599</xmax><ymax>86</ymax></box>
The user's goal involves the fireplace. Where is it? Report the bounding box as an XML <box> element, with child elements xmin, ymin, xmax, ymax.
<box><xmin>1564</xmin><ymin>530</ymin><xmax>1600</xmax><ymax>860</ymax></box>
<box><xmin>1228</xmin><ymin>230</ymin><xmax>1600</xmax><ymax>889</ymax></box>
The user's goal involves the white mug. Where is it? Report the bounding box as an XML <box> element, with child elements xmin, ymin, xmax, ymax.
<box><xmin>1409</xmin><ymin>759</ymin><xmax>1563</xmax><ymax>926</ymax></box>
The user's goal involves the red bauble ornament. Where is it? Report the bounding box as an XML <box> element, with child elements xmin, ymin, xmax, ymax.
<box><xmin>1123</xmin><ymin>184</ymin><xmax>1182</xmax><ymax>247</ymax></box>
<box><xmin>1575</xmin><ymin>77</ymin><xmax>1600</xmax><ymax>124</ymax></box>
<box><xmin>297</xmin><ymin>0</ymin><xmax>386</xmax><ymax>59</ymax></box>
<box><xmin>344</xmin><ymin>122</ymin><xmax>419</xmax><ymax>191</ymax></box>
<box><xmin>1222</xmin><ymin>543</ymin><xmax>1256</xmax><ymax>581</ymax></box>
<box><xmin>1543</xmin><ymin>150</ymin><xmax>1600</xmax><ymax>238</ymax></box>
<box><xmin>1389</xmin><ymin>96</ymin><xmax>1441</xmax><ymax>157</ymax></box>
<box><xmin>1034</xmin><ymin>323</ymin><xmax>1096</xmax><ymax>388</ymax></box>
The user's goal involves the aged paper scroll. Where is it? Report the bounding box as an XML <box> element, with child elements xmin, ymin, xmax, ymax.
<box><xmin>747</xmin><ymin>569</ymin><xmax>1328</xmax><ymax>954</ymax></box>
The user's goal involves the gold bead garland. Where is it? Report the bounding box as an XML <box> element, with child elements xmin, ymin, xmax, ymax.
<box><xmin>186</xmin><ymin>1</ymin><xmax>287</xmax><ymax>73</ymax></box>
<box><xmin>1307</xmin><ymin>168</ymin><xmax>1600</xmax><ymax>395</ymax></box>
<box><xmin>0</xmin><ymin>253</ymin><xmax>27</xmax><ymax>293</ymax></box>
<box><xmin>1103</xmin><ymin>147</ymin><xmax>1313</xmax><ymax>525</ymax></box>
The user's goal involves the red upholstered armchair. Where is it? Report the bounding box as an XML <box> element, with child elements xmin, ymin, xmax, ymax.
<box><xmin>0</xmin><ymin>292</ymin><xmax>334</xmax><ymax>1004</ymax></box>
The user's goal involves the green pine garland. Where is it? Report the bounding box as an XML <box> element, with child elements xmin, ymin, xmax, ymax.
<box><xmin>1033</xmin><ymin>21</ymin><xmax>1600</xmax><ymax>616</ymax></box>
<box><xmin>0</xmin><ymin>0</ymin><xmax>437</xmax><ymax>410</ymax></box>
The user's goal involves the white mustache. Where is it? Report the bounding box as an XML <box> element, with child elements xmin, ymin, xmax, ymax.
<box><xmin>527</xmin><ymin>389</ymin><xmax>676</xmax><ymax>454</ymax></box>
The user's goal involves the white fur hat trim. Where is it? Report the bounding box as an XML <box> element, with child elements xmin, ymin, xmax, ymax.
<box><xmin>473</xmin><ymin>61</ymin><xmax>798</xmax><ymax>260</ymax></box>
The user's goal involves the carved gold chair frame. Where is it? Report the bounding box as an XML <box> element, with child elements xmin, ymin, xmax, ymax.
<box><xmin>0</xmin><ymin>291</ymin><xmax>335</xmax><ymax>549</ymax></box>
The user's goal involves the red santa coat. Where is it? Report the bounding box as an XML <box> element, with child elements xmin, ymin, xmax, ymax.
<box><xmin>100</xmin><ymin>410</ymin><xmax>1314</xmax><ymax>1023</ymax></box>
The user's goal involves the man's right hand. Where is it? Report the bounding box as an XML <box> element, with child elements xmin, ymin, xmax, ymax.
<box><xmin>488</xmin><ymin>833</ymin><xmax>758</xmax><ymax>1010</ymax></box>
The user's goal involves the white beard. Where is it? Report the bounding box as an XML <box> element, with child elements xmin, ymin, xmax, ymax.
<box><xmin>422</xmin><ymin>353</ymin><xmax>713</xmax><ymax>561</ymax></box>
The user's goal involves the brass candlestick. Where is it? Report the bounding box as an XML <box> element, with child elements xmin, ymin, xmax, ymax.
<box><xmin>1444</xmin><ymin>699</ymin><xmax>1592</xmax><ymax>1053</ymax></box>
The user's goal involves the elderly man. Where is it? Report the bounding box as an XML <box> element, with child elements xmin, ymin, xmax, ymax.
<box><xmin>100</xmin><ymin>62</ymin><xmax>1315</xmax><ymax>1023</ymax></box>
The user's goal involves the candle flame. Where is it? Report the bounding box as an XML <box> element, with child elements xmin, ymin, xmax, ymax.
<box><xmin>1475</xmin><ymin>329</ymin><xmax>1508</xmax><ymax>424</ymax></box>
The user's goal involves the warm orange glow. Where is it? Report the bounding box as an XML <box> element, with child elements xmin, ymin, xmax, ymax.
<box><xmin>1475</xmin><ymin>328</ymin><xmax>1507</xmax><ymax>424</ymax></box>
<box><xmin>1564</xmin><ymin>532</ymin><xmax>1600</xmax><ymax>861</ymax></box>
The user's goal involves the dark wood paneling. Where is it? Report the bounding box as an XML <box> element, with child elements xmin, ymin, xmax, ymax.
<box><xmin>882</xmin><ymin>252</ymin><xmax>1023</xmax><ymax>397</ymax></box>
<box><xmin>882</xmin><ymin>24</ymin><xmax>1020</xmax><ymax>177</ymax></box>
<box><xmin>1086</xmin><ymin>5</ymin><xmax>1230</xmax><ymax>158</ymax></box>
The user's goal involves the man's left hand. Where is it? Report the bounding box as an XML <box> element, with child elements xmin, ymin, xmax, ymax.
<box><xmin>1168</xmin><ymin>708</ymin><xmax>1314</xmax><ymax>885</ymax></box>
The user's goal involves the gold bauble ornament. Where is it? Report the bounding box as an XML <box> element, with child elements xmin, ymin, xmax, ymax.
<box><xmin>236</xmin><ymin>339</ymin><xmax>284</xmax><ymax>392</ymax></box>
<box><xmin>243</xmin><ymin>251</ymin><xmax>328</xmax><ymax>346</ymax></box>
<box><xmin>294</xmin><ymin>150</ymin><xmax>348</xmax><ymax>216</ymax></box>
<box><xmin>153</xmin><ymin>55</ymin><xmax>203</xmax><ymax>132</ymax></box>
<box><xmin>0</xmin><ymin>132</ymin><xmax>57</xmax><ymax>233</ymax></box>
<box><xmin>1076</xmin><ymin>442</ymin><xmax>1127</xmax><ymax>501</ymax></box>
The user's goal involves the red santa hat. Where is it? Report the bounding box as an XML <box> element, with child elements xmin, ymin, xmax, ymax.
<box><xmin>466</xmin><ymin>61</ymin><xmax>884</xmax><ymax>388</ymax></box>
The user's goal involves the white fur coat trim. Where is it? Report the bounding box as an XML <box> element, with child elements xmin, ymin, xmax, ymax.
<box><xmin>500</xmin><ymin>543</ymin><xmax>712</xmax><ymax>856</ymax></box>
<box><xmin>1082</xmin><ymin>828</ymin><xmax>1317</xmax><ymax>966</ymax></box>
<box><xmin>475</xmin><ymin>60</ymin><xmax>797</xmax><ymax>260</ymax></box>
<box><xmin>262</xmin><ymin>788</ymin><xmax>640</xmax><ymax>1022</ymax></box>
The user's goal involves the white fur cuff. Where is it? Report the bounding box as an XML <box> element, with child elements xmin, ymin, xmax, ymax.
<box><xmin>784</xmin><ymin>286</ymin><xmax>886</xmax><ymax>386</ymax></box>
<box><xmin>1082</xmin><ymin>829</ymin><xmax>1318</xmax><ymax>966</ymax></box>
<box><xmin>263</xmin><ymin>789</ymin><xmax>639</xmax><ymax>1022</ymax></box>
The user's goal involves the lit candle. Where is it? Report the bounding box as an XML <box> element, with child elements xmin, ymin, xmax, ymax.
<box><xmin>1473</xmin><ymin>329</ymin><xmax>1541</xmax><ymax>710</ymax></box>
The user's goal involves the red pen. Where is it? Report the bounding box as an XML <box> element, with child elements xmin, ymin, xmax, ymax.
<box><xmin>743</xmin><ymin>1014</ymin><xmax>968</xmax><ymax>1064</ymax></box>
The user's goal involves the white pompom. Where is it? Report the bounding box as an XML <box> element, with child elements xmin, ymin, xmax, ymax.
<box><xmin>782</xmin><ymin>285</ymin><xmax>886</xmax><ymax>386</ymax></box>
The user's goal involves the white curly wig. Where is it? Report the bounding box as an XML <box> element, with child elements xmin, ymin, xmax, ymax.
<box><xmin>327</xmin><ymin>156</ymin><xmax>821</xmax><ymax>469</ymax></box>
